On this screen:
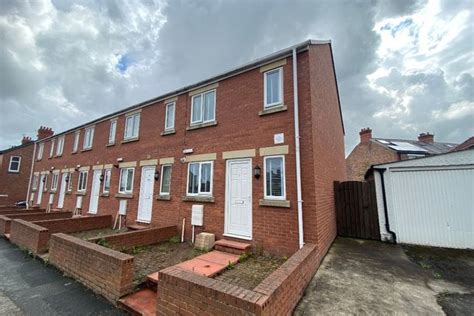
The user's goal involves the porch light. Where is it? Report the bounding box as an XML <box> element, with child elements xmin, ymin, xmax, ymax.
<box><xmin>154</xmin><ymin>170</ymin><xmax>160</xmax><ymax>181</ymax></box>
<box><xmin>49</xmin><ymin>166</ymin><xmax>55</xmax><ymax>173</ymax></box>
<box><xmin>254</xmin><ymin>164</ymin><xmax>261</xmax><ymax>179</ymax></box>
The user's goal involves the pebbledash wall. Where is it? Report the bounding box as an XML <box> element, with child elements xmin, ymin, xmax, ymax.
<box><xmin>29</xmin><ymin>40</ymin><xmax>346</xmax><ymax>256</ymax></box>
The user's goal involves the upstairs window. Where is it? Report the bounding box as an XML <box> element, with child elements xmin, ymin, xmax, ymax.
<box><xmin>160</xmin><ymin>165</ymin><xmax>172</xmax><ymax>195</ymax></box>
<box><xmin>119</xmin><ymin>168</ymin><xmax>134</xmax><ymax>194</ymax></box>
<box><xmin>124</xmin><ymin>113</ymin><xmax>140</xmax><ymax>140</ymax></box>
<box><xmin>108</xmin><ymin>120</ymin><xmax>117</xmax><ymax>145</ymax></box>
<box><xmin>187</xmin><ymin>161</ymin><xmax>213</xmax><ymax>196</ymax></box>
<box><xmin>264</xmin><ymin>68</ymin><xmax>283</xmax><ymax>108</ymax></box>
<box><xmin>49</xmin><ymin>139</ymin><xmax>55</xmax><ymax>158</ymax></box>
<box><xmin>191</xmin><ymin>90</ymin><xmax>215</xmax><ymax>125</ymax></box>
<box><xmin>264</xmin><ymin>155</ymin><xmax>286</xmax><ymax>199</ymax></box>
<box><xmin>83</xmin><ymin>127</ymin><xmax>94</xmax><ymax>150</ymax></box>
<box><xmin>165</xmin><ymin>102</ymin><xmax>175</xmax><ymax>131</ymax></box>
<box><xmin>56</xmin><ymin>136</ymin><xmax>65</xmax><ymax>156</ymax></box>
<box><xmin>73</xmin><ymin>131</ymin><xmax>80</xmax><ymax>152</ymax></box>
<box><xmin>103</xmin><ymin>169</ymin><xmax>111</xmax><ymax>193</ymax></box>
<box><xmin>8</xmin><ymin>156</ymin><xmax>21</xmax><ymax>172</ymax></box>
<box><xmin>51</xmin><ymin>173</ymin><xmax>59</xmax><ymax>191</ymax></box>
<box><xmin>77</xmin><ymin>171</ymin><xmax>88</xmax><ymax>192</ymax></box>
<box><xmin>37</xmin><ymin>143</ymin><xmax>44</xmax><ymax>160</ymax></box>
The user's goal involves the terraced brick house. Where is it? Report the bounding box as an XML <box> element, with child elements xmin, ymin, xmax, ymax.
<box><xmin>28</xmin><ymin>40</ymin><xmax>346</xmax><ymax>256</ymax></box>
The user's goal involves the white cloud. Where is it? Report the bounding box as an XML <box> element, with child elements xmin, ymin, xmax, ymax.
<box><xmin>432</xmin><ymin>101</ymin><xmax>474</xmax><ymax>120</ymax></box>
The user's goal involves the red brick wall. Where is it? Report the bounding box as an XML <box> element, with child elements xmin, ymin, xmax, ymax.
<box><xmin>0</xmin><ymin>143</ymin><xmax>34</xmax><ymax>205</ymax></box>
<box><xmin>0</xmin><ymin>211</ymin><xmax>72</xmax><ymax>235</ymax></box>
<box><xmin>0</xmin><ymin>208</ymin><xmax>45</xmax><ymax>215</ymax></box>
<box><xmin>157</xmin><ymin>243</ymin><xmax>319</xmax><ymax>315</ymax></box>
<box><xmin>88</xmin><ymin>225</ymin><xmax>177</xmax><ymax>250</ymax></box>
<box><xmin>10</xmin><ymin>219</ymin><xmax>50</xmax><ymax>254</ymax></box>
<box><xmin>34</xmin><ymin>214</ymin><xmax>112</xmax><ymax>234</ymax></box>
<box><xmin>49</xmin><ymin>233</ymin><xmax>134</xmax><ymax>303</ymax></box>
<box><xmin>346</xmin><ymin>140</ymin><xmax>399</xmax><ymax>181</ymax></box>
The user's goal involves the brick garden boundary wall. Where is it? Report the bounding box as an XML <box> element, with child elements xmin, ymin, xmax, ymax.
<box><xmin>9</xmin><ymin>215</ymin><xmax>112</xmax><ymax>254</ymax></box>
<box><xmin>157</xmin><ymin>243</ymin><xmax>320</xmax><ymax>315</ymax></box>
<box><xmin>0</xmin><ymin>208</ymin><xmax>45</xmax><ymax>215</ymax></box>
<box><xmin>49</xmin><ymin>233</ymin><xmax>134</xmax><ymax>303</ymax></box>
<box><xmin>0</xmin><ymin>211</ymin><xmax>72</xmax><ymax>236</ymax></box>
<box><xmin>88</xmin><ymin>225</ymin><xmax>178</xmax><ymax>250</ymax></box>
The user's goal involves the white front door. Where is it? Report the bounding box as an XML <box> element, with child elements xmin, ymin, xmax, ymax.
<box><xmin>137</xmin><ymin>166</ymin><xmax>155</xmax><ymax>222</ymax></box>
<box><xmin>57</xmin><ymin>173</ymin><xmax>67</xmax><ymax>208</ymax></box>
<box><xmin>225</xmin><ymin>159</ymin><xmax>252</xmax><ymax>239</ymax></box>
<box><xmin>37</xmin><ymin>175</ymin><xmax>44</xmax><ymax>205</ymax></box>
<box><xmin>88</xmin><ymin>170</ymin><xmax>101</xmax><ymax>214</ymax></box>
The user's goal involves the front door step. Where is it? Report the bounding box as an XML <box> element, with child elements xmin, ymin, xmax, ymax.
<box><xmin>215</xmin><ymin>239</ymin><xmax>251</xmax><ymax>255</ymax></box>
<box><xmin>118</xmin><ymin>288</ymin><xmax>156</xmax><ymax>316</ymax></box>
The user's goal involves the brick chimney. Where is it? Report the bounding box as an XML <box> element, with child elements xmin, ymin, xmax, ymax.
<box><xmin>359</xmin><ymin>128</ymin><xmax>372</xmax><ymax>143</ymax></box>
<box><xmin>418</xmin><ymin>132</ymin><xmax>434</xmax><ymax>143</ymax></box>
<box><xmin>37</xmin><ymin>126</ymin><xmax>54</xmax><ymax>140</ymax></box>
<box><xmin>21</xmin><ymin>136</ymin><xmax>33</xmax><ymax>145</ymax></box>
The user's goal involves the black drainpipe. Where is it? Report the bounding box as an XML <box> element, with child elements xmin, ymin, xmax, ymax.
<box><xmin>377</xmin><ymin>168</ymin><xmax>397</xmax><ymax>243</ymax></box>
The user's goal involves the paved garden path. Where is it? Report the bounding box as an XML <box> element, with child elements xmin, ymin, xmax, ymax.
<box><xmin>0</xmin><ymin>238</ymin><xmax>125</xmax><ymax>315</ymax></box>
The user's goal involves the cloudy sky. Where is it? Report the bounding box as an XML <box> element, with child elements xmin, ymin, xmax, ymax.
<box><xmin>1</xmin><ymin>0</ymin><xmax>473</xmax><ymax>154</ymax></box>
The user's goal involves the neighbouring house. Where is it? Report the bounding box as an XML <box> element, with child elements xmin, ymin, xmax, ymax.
<box><xmin>369</xmin><ymin>148</ymin><xmax>474</xmax><ymax>249</ymax></box>
<box><xmin>28</xmin><ymin>39</ymin><xmax>346</xmax><ymax>256</ymax></box>
<box><xmin>346</xmin><ymin>128</ymin><xmax>458</xmax><ymax>181</ymax></box>
<box><xmin>0</xmin><ymin>127</ymin><xmax>54</xmax><ymax>205</ymax></box>
<box><xmin>450</xmin><ymin>136</ymin><xmax>474</xmax><ymax>152</ymax></box>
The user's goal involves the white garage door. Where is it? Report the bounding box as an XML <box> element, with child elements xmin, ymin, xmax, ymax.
<box><xmin>388</xmin><ymin>168</ymin><xmax>473</xmax><ymax>249</ymax></box>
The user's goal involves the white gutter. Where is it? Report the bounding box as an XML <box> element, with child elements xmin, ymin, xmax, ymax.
<box><xmin>293</xmin><ymin>48</ymin><xmax>304</xmax><ymax>249</ymax></box>
<box><xmin>26</xmin><ymin>142</ymin><xmax>37</xmax><ymax>208</ymax></box>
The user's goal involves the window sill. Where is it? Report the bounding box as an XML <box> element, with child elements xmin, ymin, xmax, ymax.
<box><xmin>7</xmin><ymin>171</ymin><xmax>19</xmax><ymax>174</ymax></box>
<box><xmin>121</xmin><ymin>137</ymin><xmax>139</xmax><ymax>144</ymax></box>
<box><xmin>71</xmin><ymin>151</ymin><xmax>78</xmax><ymax>155</ymax></box>
<box><xmin>115</xmin><ymin>193</ymin><xmax>134</xmax><ymax>199</ymax></box>
<box><xmin>31</xmin><ymin>189</ymin><xmax>37</xmax><ymax>192</ymax></box>
<box><xmin>182</xmin><ymin>195</ymin><xmax>214</xmax><ymax>203</ymax></box>
<box><xmin>259</xmin><ymin>199</ymin><xmax>290</xmax><ymax>208</ymax></box>
<box><xmin>156</xmin><ymin>195</ymin><xmax>171</xmax><ymax>201</ymax></box>
<box><xmin>75</xmin><ymin>191</ymin><xmax>87</xmax><ymax>196</ymax></box>
<box><xmin>55</xmin><ymin>155</ymin><xmax>63</xmax><ymax>158</ymax></box>
<box><xmin>161</xmin><ymin>129</ymin><xmax>176</xmax><ymax>136</ymax></box>
<box><xmin>100</xmin><ymin>193</ymin><xmax>110</xmax><ymax>197</ymax></box>
<box><xmin>50</xmin><ymin>190</ymin><xmax>57</xmax><ymax>193</ymax></box>
<box><xmin>65</xmin><ymin>191</ymin><xmax>72</xmax><ymax>195</ymax></box>
<box><xmin>81</xmin><ymin>148</ymin><xmax>92</xmax><ymax>152</ymax></box>
<box><xmin>186</xmin><ymin>121</ymin><xmax>217</xmax><ymax>131</ymax></box>
<box><xmin>106</xmin><ymin>143</ymin><xmax>115</xmax><ymax>147</ymax></box>
<box><xmin>259</xmin><ymin>104</ymin><xmax>287</xmax><ymax>116</ymax></box>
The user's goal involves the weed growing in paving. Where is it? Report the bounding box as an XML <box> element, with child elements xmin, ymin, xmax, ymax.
<box><xmin>169</xmin><ymin>236</ymin><xmax>180</xmax><ymax>243</ymax></box>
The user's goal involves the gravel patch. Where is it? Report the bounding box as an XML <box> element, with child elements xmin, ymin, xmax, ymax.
<box><xmin>68</xmin><ymin>228</ymin><xmax>127</xmax><ymax>240</ymax></box>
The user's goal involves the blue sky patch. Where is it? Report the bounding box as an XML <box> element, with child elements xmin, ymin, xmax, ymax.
<box><xmin>116</xmin><ymin>54</ymin><xmax>132</xmax><ymax>73</ymax></box>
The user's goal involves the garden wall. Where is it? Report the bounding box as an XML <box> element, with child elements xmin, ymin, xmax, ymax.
<box><xmin>88</xmin><ymin>225</ymin><xmax>177</xmax><ymax>250</ymax></box>
<box><xmin>157</xmin><ymin>243</ymin><xmax>320</xmax><ymax>315</ymax></box>
<box><xmin>9</xmin><ymin>215</ymin><xmax>112</xmax><ymax>254</ymax></box>
<box><xmin>49</xmin><ymin>233</ymin><xmax>134</xmax><ymax>303</ymax></box>
<box><xmin>0</xmin><ymin>211</ymin><xmax>72</xmax><ymax>235</ymax></box>
<box><xmin>0</xmin><ymin>208</ymin><xmax>45</xmax><ymax>215</ymax></box>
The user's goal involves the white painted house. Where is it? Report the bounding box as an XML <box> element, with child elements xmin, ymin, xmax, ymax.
<box><xmin>371</xmin><ymin>148</ymin><xmax>473</xmax><ymax>249</ymax></box>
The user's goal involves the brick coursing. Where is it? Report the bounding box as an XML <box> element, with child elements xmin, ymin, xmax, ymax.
<box><xmin>10</xmin><ymin>219</ymin><xmax>50</xmax><ymax>254</ymax></box>
<box><xmin>0</xmin><ymin>208</ymin><xmax>45</xmax><ymax>215</ymax></box>
<box><xmin>0</xmin><ymin>211</ymin><xmax>72</xmax><ymax>235</ymax></box>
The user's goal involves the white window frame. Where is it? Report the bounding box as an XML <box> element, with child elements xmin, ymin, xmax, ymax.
<box><xmin>56</xmin><ymin>136</ymin><xmax>65</xmax><ymax>156</ymax></box>
<box><xmin>37</xmin><ymin>143</ymin><xmax>44</xmax><ymax>160</ymax></box>
<box><xmin>263</xmin><ymin>155</ymin><xmax>286</xmax><ymax>200</ymax></box>
<box><xmin>186</xmin><ymin>161</ymin><xmax>213</xmax><ymax>196</ymax></box>
<box><xmin>73</xmin><ymin>131</ymin><xmax>80</xmax><ymax>152</ymax></box>
<box><xmin>164</xmin><ymin>102</ymin><xmax>175</xmax><ymax>131</ymax></box>
<box><xmin>190</xmin><ymin>90</ymin><xmax>216</xmax><ymax>125</ymax></box>
<box><xmin>83</xmin><ymin>127</ymin><xmax>94</xmax><ymax>150</ymax></box>
<box><xmin>43</xmin><ymin>174</ymin><xmax>48</xmax><ymax>191</ymax></box>
<box><xmin>8</xmin><ymin>156</ymin><xmax>21</xmax><ymax>173</ymax></box>
<box><xmin>51</xmin><ymin>173</ymin><xmax>59</xmax><ymax>191</ymax></box>
<box><xmin>49</xmin><ymin>139</ymin><xmax>55</xmax><ymax>158</ymax></box>
<box><xmin>159</xmin><ymin>164</ymin><xmax>172</xmax><ymax>195</ymax></box>
<box><xmin>264</xmin><ymin>67</ymin><xmax>283</xmax><ymax>108</ymax></box>
<box><xmin>32</xmin><ymin>175</ymin><xmax>38</xmax><ymax>190</ymax></box>
<box><xmin>124</xmin><ymin>113</ymin><xmax>140</xmax><ymax>140</ymax></box>
<box><xmin>103</xmin><ymin>169</ymin><xmax>111</xmax><ymax>193</ymax></box>
<box><xmin>119</xmin><ymin>167</ymin><xmax>135</xmax><ymax>194</ymax></box>
<box><xmin>66</xmin><ymin>173</ymin><xmax>73</xmax><ymax>192</ymax></box>
<box><xmin>108</xmin><ymin>120</ymin><xmax>117</xmax><ymax>145</ymax></box>
<box><xmin>77</xmin><ymin>171</ymin><xmax>88</xmax><ymax>192</ymax></box>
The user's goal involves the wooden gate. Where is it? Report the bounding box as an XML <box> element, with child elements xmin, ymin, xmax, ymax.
<box><xmin>334</xmin><ymin>180</ymin><xmax>380</xmax><ymax>240</ymax></box>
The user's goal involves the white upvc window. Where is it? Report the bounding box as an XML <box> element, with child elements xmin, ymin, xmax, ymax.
<box><xmin>51</xmin><ymin>173</ymin><xmax>59</xmax><ymax>191</ymax></box>
<box><xmin>73</xmin><ymin>131</ymin><xmax>80</xmax><ymax>152</ymax></box>
<box><xmin>103</xmin><ymin>169</ymin><xmax>111</xmax><ymax>193</ymax></box>
<box><xmin>37</xmin><ymin>142</ymin><xmax>44</xmax><ymax>160</ymax></box>
<box><xmin>119</xmin><ymin>167</ymin><xmax>134</xmax><ymax>194</ymax></box>
<box><xmin>56</xmin><ymin>136</ymin><xmax>65</xmax><ymax>156</ymax></box>
<box><xmin>49</xmin><ymin>139</ymin><xmax>55</xmax><ymax>158</ymax></box>
<box><xmin>32</xmin><ymin>175</ymin><xmax>38</xmax><ymax>190</ymax></box>
<box><xmin>77</xmin><ymin>171</ymin><xmax>88</xmax><ymax>192</ymax></box>
<box><xmin>187</xmin><ymin>161</ymin><xmax>213</xmax><ymax>196</ymax></box>
<box><xmin>264</xmin><ymin>67</ymin><xmax>283</xmax><ymax>108</ymax></box>
<box><xmin>160</xmin><ymin>165</ymin><xmax>172</xmax><ymax>195</ymax></box>
<box><xmin>124</xmin><ymin>113</ymin><xmax>140</xmax><ymax>140</ymax></box>
<box><xmin>8</xmin><ymin>156</ymin><xmax>21</xmax><ymax>172</ymax></box>
<box><xmin>165</xmin><ymin>102</ymin><xmax>175</xmax><ymax>131</ymax></box>
<box><xmin>43</xmin><ymin>174</ymin><xmax>48</xmax><ymax>191</ymax></box>
<box><xmin>108</xmin><ymin>120</ymin><xmax>117</xmax><ymax>145</ymax></box>
<box><xmin>264</xmin><ymin>155</ymin><xmax>286</xmax><ymax>200</ymax></box>
<box><xmin>191</xmin><ymin>90</ymin><xmax>216</xmax><ymax>125</ymax></box>
<box><xmin>83</xmin><ymin>127</ymin><xmax>94</xmax><ymax>150</ymax></box>
<box><xmin>66</xmin><ymin>173</ymin><xmax>73</xmax><ymax>192</ymax></box>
